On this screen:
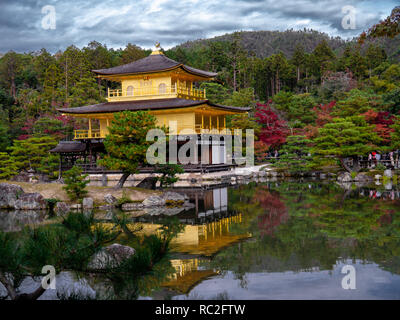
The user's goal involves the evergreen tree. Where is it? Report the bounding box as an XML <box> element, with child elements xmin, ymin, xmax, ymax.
<box><xmin>390</xmin><ymin>116</ymin><xmax>400</xmax><ymax>150</ymax></box>
<box><xmin>0</xmin><ymin>51</ymin><xmax>23</xmax><ymax>100</ymax></box>
<box><xmin>156</xmin><ymin>164</ymin><xmax>184</xmax><ymax>189</ymax></box>
<box><xmin>98</xmin><ymin>111</ymin><xmax>163</xmax><ymax>188</ymax></box>
<box><xmin>311</xmin><ymin>40</ymin><xmax>336</xmax><ymax>81</ymax></box>
<box><xmin>291</xmin><ymin>44</ymin><xmax>306</xmax><ymax>82</ymax></box>
<box><xmin>120</xmin><ymin>43</ymin><xmax>147</xmax><ymax>64</ymax></box>
<box><xmin>224</xmin><ymin>87</ymin><xmax>255</xmax><ymax>108</ymax></box>
<box><xmin>63</xmin><ymin>166</ymin><xmax>90</xmax><ymax>201</ymax></box>
<box><xmin>8</xmin><ymin>136</ymin><xmax>58</xmax><ymax>172</ymax></box>
<box><xmin>0</xmin><ymin>152</ymin><xmax>18</xmax><ymax>179</ymax></box>
<box><xmin>273</xmin><ymin>135</ymin><xmax>312</xmax><ymax>175</ymax></box>
<box><xmin>312</xmin><ymin>116</ymin><xmax>381</xmax><ymax>172</ymax></box>
<box><xmin>199</xmin><ymin>82</ymin><xmax>229</xmax><ymax>104</ymax></box>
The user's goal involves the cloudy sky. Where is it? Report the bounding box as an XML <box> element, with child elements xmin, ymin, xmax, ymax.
<box><xmin>0</xmin><ymin>0</ymin><xmax>397</xmax><ymax>53</ymax></box>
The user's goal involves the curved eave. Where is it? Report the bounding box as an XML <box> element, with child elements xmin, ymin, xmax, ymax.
<box><xmin>56</xmin><ymin>99</ymin><xmax>250</xmax><ymax>116</ymax></box>
<box><xmin>93</xmin><ymin>65</ymin><xmax>217</xmax><ymax>80</ymax></box>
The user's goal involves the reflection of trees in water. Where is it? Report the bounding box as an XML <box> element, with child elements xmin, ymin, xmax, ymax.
<box><xmin>252</xmin><ymin>187</ymin><xmax>288</xmax><ymax>238</ymax></box>
<box><xmin>210</xmin><ymin>182</ymin><xmax>400</xmax><ymax>280</ymax></box>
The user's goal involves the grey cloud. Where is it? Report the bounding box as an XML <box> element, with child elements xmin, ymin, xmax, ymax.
<box><xmin>0</xmin><ymin>0</ymin><xmax>395</xmax><ymax>53</ymax></box>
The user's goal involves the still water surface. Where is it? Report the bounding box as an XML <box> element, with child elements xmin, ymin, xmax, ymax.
<box><xmin>139</xmin><ymin>182</ymin><xmax>400</xmax><ymax>300</ymax></box>
<box><xmin>2</xmin><ymin>181</ymin><xmax>400</xmax><ymax>300</ymax></box>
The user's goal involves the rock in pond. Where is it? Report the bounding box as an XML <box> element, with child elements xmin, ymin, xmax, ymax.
<box><xmin>82</xmin><ymin>197</ymin><xmax>94</xmax><ymax>210</ymax></box>
<box><xmin>384</xmin><ymin>169</ymin><xmax>393</xmax><ymax>178</ymax></box>
<box><xmin>337</xmin><ymin>172</ymin><xmax>352</xmax><ymax>183</ymax></box>
<box><xmin>143</xmin><ymin>195</ymin><xmax>165</xmax><ymax>207</ymax></box>
<box><xmin>55</xmin><ymin>202</ymin><xmax>71</xmax><ymax>216</ymax></box>
<box><xmin>104</xmin><ymin>194</ymin><xmax>117</xmax><ymax>205</ymax></box>
<box><xmin>354</xmin><ymin>173</ymin><xmax>373</xmax><ymax>183</ymax></box>
<box><xmin>121</xmin><ymin>202</ymin><xmax>144</xmax><ymax>211</ymax></box>
<box><xmin>162</xmin><ymin>192</ymin><xmax>187</xmax><ymax>206</ymax></box>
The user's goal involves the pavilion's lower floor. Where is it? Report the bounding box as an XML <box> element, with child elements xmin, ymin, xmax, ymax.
<box><xmin>50</xmin><ymin>136</ymin><xmax>237</xmax><ymax>175</ymax></box>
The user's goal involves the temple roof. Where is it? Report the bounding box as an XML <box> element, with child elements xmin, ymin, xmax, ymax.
<box><xmin>57</xmin><ymin>98</ymin><xmax>250</xmax><ymax>115</ymax></box>
<box><xmin>92</xmin><ymin>53</ymin><xmax>217</xmax><ymax>78</ymax></box>
<box><xmin>49</xmin><ymin>141</ymin><xmax>87</xmax><ymax>153</ymax></box>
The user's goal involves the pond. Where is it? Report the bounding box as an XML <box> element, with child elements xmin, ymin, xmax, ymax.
<box><xmin>2</xmin><ymin>181</ymin><xmax>400</xmax><ymax>300</ymax></box>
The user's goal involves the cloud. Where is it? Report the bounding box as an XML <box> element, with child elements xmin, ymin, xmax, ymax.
<box><xmin>0</xmin><ymin>0</ymin><xmax>396</xmax><ymax>53</ymax></box>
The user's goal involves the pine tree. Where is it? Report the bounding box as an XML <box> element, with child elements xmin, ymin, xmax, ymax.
<box><xmin>312</xmin><ymin>116</ymin><xmax>381</xmax><ymax>172</ymax></box>
<box><xmin>98</xmin><ymin>111</ymin><xmax>164</xmax><ymax>188</ymax></box>
<box><xmin>273</xmin><ymin>135</ymin><xmax>312</xmax><ymax>175</ymax></box>
<box><xmin>292</xmin><ymin>44</ymin><xmax>306</xmax><ymax>82</ymax></box>
<box><xmin>311</xmin><ymin>40</ymin><xmax>336</xmax><ymax>81</ymax></box>
<box><xmin>120</xmin><ymin>43</ymin><xmax>147</xmax><ymax>64</ymax></box>
<box><xmin>0</xmin><ymin>152</ymin><xmax>18</xmax><ymax>179</ymax></box>
<box><xmin>390</xmin><ymin>116</ymin><xmax>400</xmax><ymax>150</ymax></box>
<box><xmin>8</xmin><ymin>136</ymin><xmax>58</xmax><ymax>172</ymax></box>
<box><xmin>63</xmin><ymin>166</ymin><xmax>90</xmax><ymax>201</ymax></box>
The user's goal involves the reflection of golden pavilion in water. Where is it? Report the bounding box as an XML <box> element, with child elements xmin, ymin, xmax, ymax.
<box><xmin>162</xmin><ymin>259</ymin><xmax>218</xmax><ymax>294</ymax></box>
<box><xmin>135</xmin><ymin>188</ymin><xmax>251</xmax><ymax>294</ymax></box>
<box><xmin>138</xmin><ymin>213</ymin><xmax>247</xmax><ymax>255</ymax></box>
<box><xmin>158</xmin><ymin>213</ymin><xmax>249</xmax><ymax>294</ymax></box>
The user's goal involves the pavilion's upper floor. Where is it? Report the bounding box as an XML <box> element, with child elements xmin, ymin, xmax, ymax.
<box><xmin>92</xmin><ymin>44</ymin><xmax>217</xmax><ymax>102</ymax></box>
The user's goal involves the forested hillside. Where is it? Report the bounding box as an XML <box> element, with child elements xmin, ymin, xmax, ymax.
<box><xmin>0</xmin><ymin>6</ymin><xmax>399</xmax><ymax>178</ymax></box>
<box><xmin>172</xmin><ymin>29</ymin><xmax>400</xmax><ymax>60</ymax></box>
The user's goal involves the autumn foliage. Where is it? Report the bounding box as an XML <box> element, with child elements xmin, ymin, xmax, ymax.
<box><xmin>254</xmin><ymin>102</ymin><xmax>288</xmax><ymax>148</ymax></box>
<box><xmin>362</xmin><ymin>110</ymin><xmax>395</xmax><ymax>145</ymax></box>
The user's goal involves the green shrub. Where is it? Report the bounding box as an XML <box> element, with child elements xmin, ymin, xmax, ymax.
<box><xmin>62</xmin><ymin>166</ymin><xmax>90</xmax><ymax>201</ymax></box>
<box><xmin>116</xmin><ymin>191</ymin><xmax>133</xmax><ymax>208</ymax></box>
<box><xmin>156</xmin><ymin>164</ymin><xmax>184</xmax><ymax>188</ymax></box>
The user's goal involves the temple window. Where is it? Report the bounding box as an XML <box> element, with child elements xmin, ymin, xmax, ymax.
<box><xmin>126</xmin><ymin>86</ymin><xmax>134</xmax><ymax>96</ymax></box>
<box><xmin>158</xmin><ymin>83</ymin><xmax>167</xmax><ymax>94</ymax></box>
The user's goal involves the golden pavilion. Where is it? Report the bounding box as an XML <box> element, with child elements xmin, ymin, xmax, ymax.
<box><xmin>51</xmin><ymin>43</ymin><xmax>249</xmax><ymax>173</ymax></box>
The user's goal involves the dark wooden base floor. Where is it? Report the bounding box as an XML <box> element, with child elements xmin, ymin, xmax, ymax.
<box><xmin>61</xmin><ymin>163</ymin><xmax>234</xmax><ymax>174</ymax></box>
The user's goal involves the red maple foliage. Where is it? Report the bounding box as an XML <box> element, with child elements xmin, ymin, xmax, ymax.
<box><xmin>313</xmin><ymin>101</ymin><xmax>335</xmax><ymax>127</ymax></box>
<box><xmin>362</xmin><ymin>110</ymin><xmax>394</xmax><ymax>145</ymax></box>
<box><xmin>254</xmin><ymin>102</ymin><xmax>288</xmax><ymax>148</ymax></box>
<box><xmin>294</xmin><ymin>101</ymin><xmax>335</xmax><ymax>139</ymax></box>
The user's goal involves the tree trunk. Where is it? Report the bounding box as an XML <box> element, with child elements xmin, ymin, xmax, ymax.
<box><xmin>15</xmin><ymin>286</ymin><xmax>46</xmax><ymax>301</ymax></box>
<box><xmin>340</xmin><ymin>156</ymin><xmax>360</xmax><ymax>173</ymax></box>
<box><xmin>115</xmin><ymin>172</ymin><xmax>130</xmax><ymax>189</ymax></box>
<box><xmin>233</xmin><ymin>60</ymin><xmax>237</xmax><ymax>92</ymax></box>
<box><xmin>340</xmin><ymin>157</ymin><xmax>352</xmax><ymax>173</ymax></box>
<box><xmin>275</xmin><ymin>70</ymin><xmax>280</xmax><ymax>94</ymax></box>
<box><xmin>11</xmin><ymin>75</ymin><xmax>16</xmax><ymax>100</ymax></box>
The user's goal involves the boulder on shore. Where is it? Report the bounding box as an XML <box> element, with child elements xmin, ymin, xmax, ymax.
<box><xmin>14</xmin><ymin>193</ymin><xmax>46</xmax><ymax>210</ymax></box>
<box><xmin>0</xmin><ymin>183</ymin><xmax>25</xmax><ymax>209</ymax></box>
<box><xmin>0</xmin><ymin>183</ymin><xmax>46</xmax><ymax>210</ymax></box>
<box><xmin>136</xmin><ymin>177</ymin><xmax>158</xmax><ymax>190</ymax></box>
<box><xmin>87</xmin><ymin>244</ymin><xmax>136</xmax><ymax>270</ymax></box>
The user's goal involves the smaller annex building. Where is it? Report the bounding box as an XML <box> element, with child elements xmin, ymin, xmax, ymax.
<box><xmin>51</xmin><ymin>44</ymin><xmax>250</xmax><ymax>173</ymax></box>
